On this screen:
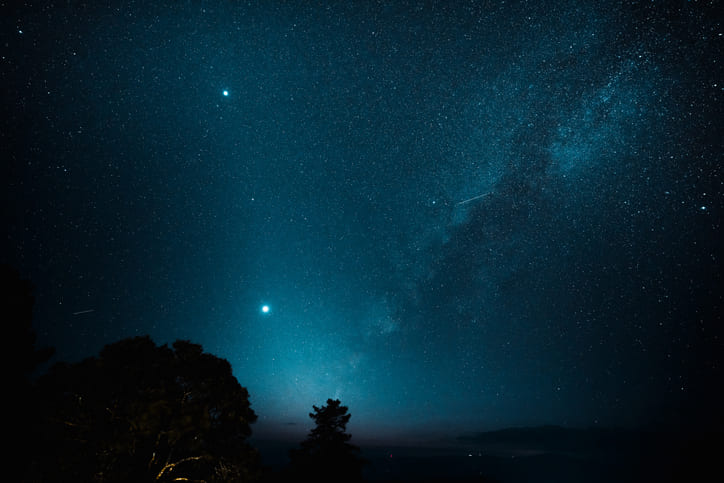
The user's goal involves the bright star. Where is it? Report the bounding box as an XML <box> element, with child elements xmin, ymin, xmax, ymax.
<box><xmin>222</xmin><ymin>90</ymin><xmax>229</xmax><ymax>97</ymax></box>
<box><xmin>261</xmin><ymin>305</ymin><xmax>270</xmax><ymax>314</ymax></box>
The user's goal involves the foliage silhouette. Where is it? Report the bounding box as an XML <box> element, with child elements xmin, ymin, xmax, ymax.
<box><xmin>288</xmin><ymin>398</ymin><xmax>366</xmax><ymax>482</ymax></box>
<box><xmin>3</xmin><ymin>264</ymin><xmax>55</xmax><ymax>481</ymax></box>
<box><xmin>2</xmin><ymin>264</ymin><xmax>55</xmax><ymax>379</ymax></box>
<box><xmin>35</xmin><ymin>336</ymin><xmax>260</xmax><ymax>482</ymax></box>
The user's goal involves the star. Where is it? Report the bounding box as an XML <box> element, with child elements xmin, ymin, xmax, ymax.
<box><xmin>261</xmin><ymin>304</ymin><xmax>270</xmax><ymax>314</ymax></box>
<box><xmin>222</xmin><ymin>90</ymin><xmax>229</xmax><ymax>97</ymax></box>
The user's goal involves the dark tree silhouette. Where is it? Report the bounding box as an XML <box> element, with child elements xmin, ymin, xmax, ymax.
<box><xmin>2</xmin><ymin>263</ymin><xmax>55</xmax><ymax>380</ymax></box>
<box><xmin>3</xmin><ymin>264</ymin><xmax>55</xmax><ymax>481</ymax></box>
<box><xmin>289</xmin><ymin>398</ymin><xmax>366</xmax><ymax>482</ymax></box>
<box><xmin>35</xmin><ymin>336</ymin><xmax>260</xmax><ymax>482</ymax></box>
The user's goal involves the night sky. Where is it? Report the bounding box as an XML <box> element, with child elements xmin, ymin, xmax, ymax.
<box><xmin>2</xmin><ymin>1</ymin><xmax>722</xmax><ymax>442</ymax></box>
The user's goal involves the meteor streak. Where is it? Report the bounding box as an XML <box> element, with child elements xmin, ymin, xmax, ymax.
<box><xmin>72</xmin><ymin>309</ymin><xmax>95</xmax><ymax>316</ymax></box>
<box><xmin>456</xmin><ymin>192</ymin><xmax>491</xmax><ymax>206</ymax></box>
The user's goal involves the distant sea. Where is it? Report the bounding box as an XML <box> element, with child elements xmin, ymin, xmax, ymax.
<box><xmin>253</xmin><ymin>426</ymin><xmax>722</xmax><ymax>482</ymax></box>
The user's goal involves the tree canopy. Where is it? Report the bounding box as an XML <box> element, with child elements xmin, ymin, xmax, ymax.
<box><xmin>34</xmin><ymin>336</ymin><xmax>260</xmax><ymax>482</ymax></box>
<box><xmin>2</xmin><ymin>263</ymin><xmax>54</xmax><ymax>380</ymax></box>
<box><xmin>289</xmin><ymin>398</ymin><xmax>366</xmax><ymax>482</ymax></box>
<box><xmin>3</xmin><ymin>264</ymin><xmax>54</xmax><ymax>481</ymax></box>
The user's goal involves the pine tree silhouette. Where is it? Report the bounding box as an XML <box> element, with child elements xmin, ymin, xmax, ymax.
<box><xmin>289</xmin><ymin>399</ymin><xmax>365</xmax><ymax>482</ymax></box>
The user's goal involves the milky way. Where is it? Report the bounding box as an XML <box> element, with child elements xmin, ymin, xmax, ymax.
<box><xmin>2</xmin><ymin>1</ymin><xmax>721</xmax><ymax>441</ymax></box>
